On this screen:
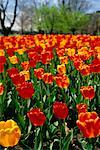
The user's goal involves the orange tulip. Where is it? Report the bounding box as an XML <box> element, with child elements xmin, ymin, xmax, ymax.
<box><xmin>34</xmin><ymin>68</ymin><xmax>45</xmax><ymax>80</ymax></box>
<box><xmin>21</xmin><ymin>61</ymin><xmax>30</xmax><ymax>70</ymax></box>
<box><xmin>54</xmin><ymin>74</ymin><xmax>70</xmax><ymax>89</ymax></box>
<box><xmin>79</xmin><ymin>65</ymin><xmax>91</xmax><ymax>76</ymax></box>
<box><xmin>76</xmin><ymin>112</ymin><xmax>100</xmax><ymax>138</ymax></box>
<box><xmin>0</xmin><ymin>120</ymin><xmax>21</xmax><ymax>147</ymax></box>
<box><xmin>80</xmin><ymin>86</ymin><xmax>95</xmax><ymax>100</ymax></box>
<box><xmin>59</xmin><ymin>56</ymin><xmax>68</xmax><ymax>64</ymax></box>
<box><xmin>42</xmin><ymin>73</ymin><xmax>54</xmax><ymax>84</ymax></box>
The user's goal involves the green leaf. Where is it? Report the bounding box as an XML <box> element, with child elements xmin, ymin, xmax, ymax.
<box><xmin>49</xmin><ymin>124</ymin><xmax>57</xmax><ymax>133</ymax></box>
<box><xmin>62</xmin><ymin>129</ymin><xmax>73</xmax><ymax>150</ymax></box>
<box><xmin>17</xmin><ymin>113</ymin><xmax>26</xmax><ymax>129</ymax></box>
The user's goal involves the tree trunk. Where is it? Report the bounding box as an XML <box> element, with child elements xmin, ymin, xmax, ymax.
<box><xmin>71</xmin><ymin>28</ymin><xmax>76</xmax><ymax>34</ymax></box>
<box><xmin>0</xmin><ymin>0</ymin><xmax>18</xmax><ymax>36</ymax></box>
<box><xmin>2</xmin><ymin>27</ymin><xmax>11</xmax><ymax>36</ymax></box>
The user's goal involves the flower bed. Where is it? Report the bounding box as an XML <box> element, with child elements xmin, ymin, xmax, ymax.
<box><xmin>0</xmin><ymin>34</ymin><xmax>100</xmax><ymax>149</ymax></box>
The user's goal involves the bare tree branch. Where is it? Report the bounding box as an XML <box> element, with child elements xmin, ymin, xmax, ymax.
<box><xmin>10</xmin><ymin>0</ymin><xmax>18</xmax><ymax>28</ymax></box>
<box><xmin>0</xmin><ymin>0</ymin><xmax>18</xmax><ymax>35</ymax></box>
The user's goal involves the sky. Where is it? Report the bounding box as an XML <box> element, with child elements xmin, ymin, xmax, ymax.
<box><xmin>2</xmin><ymin>0</ymin><xmax>100</xmax><ymax>30</ymax></box>
<box><xmin>87</xmin><ymin>0</ymin><xmax>100</xmax><ymax>12</ymax></box>
<box><xmin>7</xmin><ymin>0</ymin><xmax>100</xmax><ymax>13</ymax></box>
<box><xmin>52</xmin><ymin>0</ymin><xmax>100</xmax><ymax>12</ymax></box>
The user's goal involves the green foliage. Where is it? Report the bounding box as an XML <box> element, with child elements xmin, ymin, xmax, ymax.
<box><xmin>37</xmin><ymin>5</ymin><xmax>90</xmax><ymax>34</ymax></box>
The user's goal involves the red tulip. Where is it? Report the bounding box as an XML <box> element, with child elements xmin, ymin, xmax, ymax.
<box><xmin>16</xmin><ymin>82</ymin><xmax>34</xmax><ymax>99</ymax></box>
<box><xmin>7</xmin><ymin>67</ymin><xmax>19</xmax><ymax>77</ymax></box>
<box><xmin>76</xmin><ymin>103</ymin><xmax>88</xmax><ymax>114</ymax></box>
<box><xmin>90</xmin><ymin>59</ymin><xmax>100</xmax><ymax>73</ymax></box>
<box><xmin>0</xmin><ymin>56</ymin><xmax>6</xmax><ymax>64</ymax></box>
<box><xmin>27</xmin><ymin>108</ymin><xmax>46</xmax><ymax>126</ymax></box>
<box><xmin>11</xmin><ymin>74</ymin><xmax>25</xmax><ymax>86</ymax></box>
<box><xmin>53</xmin><ymin>101</ymin><xmax>68</xmax><ymax>119</ymax></box>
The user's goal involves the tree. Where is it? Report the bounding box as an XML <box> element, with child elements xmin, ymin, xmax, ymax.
<box><xmin>38</xmin><ymin>6</ymin><xmax>61</xmax><ymax>33</ymax></box>
<box><xmin>64</xmin><ymin>11</ymin><xmax>90</xmax><ymax>34</ymax></box>
<box><xmin>38</xmin><ymin>4</ymin><xmax>90</xmax><ymax>34</ymax></box>
<box><xmin>58</xmin><ymin>0</ymin><xmax>91</xmax><ymax>12</ymax></box>
<box><xmin>17</xmin><ymin>0</ymin><xmax>30</xmax><ymax>34</ymax></box>
<box><xmin>17</xmin><ymin>0</ymin><xmax>40</xmax><ymax>34</ymax></box>
<box><xmin>0</xmin><ymin>0</ymin><xmax>18</xmax><ymax>36</ymax></box>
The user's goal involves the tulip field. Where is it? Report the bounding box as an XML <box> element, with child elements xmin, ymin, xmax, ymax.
<box><xmin>0</xmin><ymin>34</ymin><xmax>100</xmax><ymax>150</ymax></box>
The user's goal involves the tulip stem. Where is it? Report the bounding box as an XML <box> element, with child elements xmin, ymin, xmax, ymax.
<box><xmin>40</xmin><ymin>126</ymin><xmax>43</xmax><ymax>150</ymax></box>
<box><xmin>59</xmin><ymin>120</ymin><xmax>63</xmax><ymax>150</ymax></box>
<box><xmin>34</xmin><ymin>128</ymin><xmax>38</xmax><ymax>150</ymax></box>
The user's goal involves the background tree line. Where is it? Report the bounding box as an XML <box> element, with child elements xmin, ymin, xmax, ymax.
<box><xmin>0</xmin><ymin>0</ymin><xmax>100</xmax><ymax>36</ymax></box>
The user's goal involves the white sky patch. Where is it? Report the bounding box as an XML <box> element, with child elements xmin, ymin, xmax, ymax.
<box><xmin>92</xmin><ymin>0</ymin><xmax>100</xmax><ymax>11</ymax></box>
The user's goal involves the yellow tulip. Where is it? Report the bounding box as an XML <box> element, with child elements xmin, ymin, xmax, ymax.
<box><xmin>0</xmin><ymin>120</ymin><xmax>21</xmax><ymax>147</ymax></box>
<box><xmin>9</xmin><ymin>55</ymin><xmax>19</xmax><ymax>64</ymax></box>
<box><xmin>57</xmin><ymin>64</ymin><xmax>66</xmax><ymax>75</ymax></box>
<box><xmin>19</xmin><ymin>70</ymin><xmax>30</xmax><ymax>81</ymax></box>
<box><xmin>16</xmin><ymin>49</ymin><xmax>25</xmax><ymax>55</ymax></box>
<box><xmin>0</xmin><ymin>50</ymin><xmax>5</xmax><ymax>56</ymax></box>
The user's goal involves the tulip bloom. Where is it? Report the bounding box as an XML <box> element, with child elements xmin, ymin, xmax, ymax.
<box><xmin>19</xmin><ymin>70</ymin><xmax>30</xmax><ymax>81</ymax></box>
<box><xmin>9</xmin><ymin>55</ymin><xmax>19</xmax><ymax>64</ymax></box>
<box><xmin>6</xmin><ymin>48</ymin><xmax>15</xmax><ymax>56</ymax></box>
<box><xmin>11</xmin><ymin>74</ymin><xmax>25</xmax><ymax>86</ymax></box>
<box><xmin>59</xmin><ymin>56</ymin><xmax>68</xmax><ymax>64</ymax></box>
<box><xmin>57</xmin><ymin>64</ymin><xmax>66</xmax><ymax>75</ymax></box>
<box><xmin>34</xmin><ymin>68</ymin><xmax>45</xmax><ymax>79</ymax></box>
<box><xmin>53</xmin><ymin>101</ymin><xmax>68</xmax><ymax>119</ymax></box>
<box><xmin>7</xmin><ymin>67</ymin><xmax>19</xmax><ymax>77</ymax></box>
<box><xmin>16</xmin><ymin>82</ymin><xmax>35</xmax><ymax>99</ymax></box>
<box><xmin>74</xmin><ymin>60</ymin><xmax>83</xmax><ymax>71</ymax></box>
<box><xmin>0</xmin><ymin>56</ymin><xmax>6</xmax><ymax>64</ymax></box>
<box><xmin>27</xmin><ymin>108</ymin><xmax>46</xmax><ymax>126</ymax></box>
<box><xmin>90</xmin><ymin>59</ymin><xmax>100</xmax><ymax>73</ymax></box>
<box><xmin>67</xmin><ymin>48</ymin><xmax>76</xmax><ymax>57</ymax></box>
<box><xmin>42</xmin><ymin>73</ymin><xmax>54</xmax><ymax>84</ymax></box>
<box><xmin>0</xmin><ymin>83</ymin><xmax>4</xmax><ymax>95</ymax></box>
<box><xmin>0</xmin><ymin>50</ymin><xmax>5</xmax><ymax>56</ymax></box>
<box><xmin>29</xmin><ymin>59</ymin><xmax>37</xmax><ymax>68</ymax></box>
<box><xmin>21</xmin><ymin>61</ymin><xmax>30</xmax><ymax>70</ymax></box>
<box><xmin>76</xmin><ymin>112</ymin><xmax>100</xmax><ymax>138</ymax></box>
<box><xmin>16</xmin><ymin>49</ymin><xmax>25</xmax><ymax>55</ymax></box>
<box><xmin>41</xmin><ymin>50</ymin><xmax>54</xmax><ymax>64</ymax></box>
<box><xmin>80</xmin><ymin>86</ymin><xmax>95</xmax><ymax>100</ymax></box>
<box><xmin>79</xmin><ymin>65</ymin><xmax>91</xmax><ymax>76</ymax></box>
<box><xmin>0</xmin><ymin>119</ymin><xmax>21</xmax><ymax>147</ymax></box>
<box><xmin>76</xmin><ymin>103</ymin><xmax>88</xmax><ymax>114</ymax></box>
<box><xmin>28</xmin><ymin>52</ymin><xmax>40</xmax><ymax>61</ymax></box>
<box><xmin>54</xmin><ymin>74</ymin><xmax>70</xmax><ymax>89</ymax></box>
